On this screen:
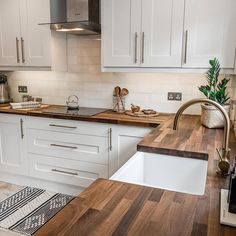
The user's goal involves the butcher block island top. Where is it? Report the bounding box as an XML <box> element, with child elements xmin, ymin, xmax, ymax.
<box><xmin>33</xmin><ymin>115</ymin><xmax>236</xmax><ymax>236</ymax></box>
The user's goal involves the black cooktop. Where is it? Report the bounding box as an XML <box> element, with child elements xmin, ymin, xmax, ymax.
<box><xmin>41</xmin><ymin>106</ymin><xmax>109</xmax><ymax>117</ymax></box>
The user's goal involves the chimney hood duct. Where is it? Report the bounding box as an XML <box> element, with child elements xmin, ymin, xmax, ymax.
<box><xmin>40</xmin><ymin>0</ymin><xmax>101</xmax><ymax>35</ymax></box>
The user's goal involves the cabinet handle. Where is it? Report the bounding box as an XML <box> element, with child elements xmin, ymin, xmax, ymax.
<box><xmin>21</xmin><ymin>37</ymin><xmax>25</xmax><ymax>63</ymax></box>
<box><xmin>108</xmin><ymin>128</ymin><xmax>112</xmax><ymax>151</ymax></box>
<box><xmin>49</xmin><ymin>124</ymin><xmax>77</xmax><ymax>129</ymax></box>
<box><xmin>16</xmin><ymin>38</ymin><xmax>20</xmax><ymax>63</ymax></box>
<box><xmin>51</xmin><ymin>168</ymin><xmax>78</xmax><ymax>176</ymax></box>
<box><xmin>141</xmin><ymin>32</ymin><xmax>145</xmax><ymax>64</ymax></box>
<box><xmin>134</xmin><ymin>32</ymin><xmax>138</xmax><ymax>64</ymax></box>
<box><xmin>20</xmin><ymin>119</ymin><xmax>24</xmax><ymax>139</ymax></box>
<box><xmin>50</xmin><ymin>144</ymin><xmax>78</xmax><ymax>149</ymax></box>
<box><xmin>184</xmin><ymin>30</ymin><xmax>188</xmax><ymax>64</ymax></box>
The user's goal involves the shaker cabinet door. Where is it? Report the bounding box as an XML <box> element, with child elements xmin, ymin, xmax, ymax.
<box><xmin>183</xmin><ymin>0</ymin><xmax>236</xmax><ymax>68</ymax></box>
<box><xmin>0</xmin><ymin>115</ymin><xmax>27</xmax><ymax>174</ymax></box>
<box><xmin>102</xmin><ymin>0</ymin><xmax>142</xmax><ymax>67</ymax></box>
<box><xmin>141</xmin><ymin>0</ymin><xmax>185</xmax><ymax>67</ymax></box>
<box><xmin>20</xmin><ymin>0</ymin><xmax>51</xmax><ymax>67</ymax></box>
<box><xmin>0</xmin><ymin>0</ymin><xmax>21</xmax><ymax>66</ymax></box>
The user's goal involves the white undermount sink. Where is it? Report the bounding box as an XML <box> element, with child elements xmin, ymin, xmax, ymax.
<box><xmin>110</xmin><ymin>152</ymin><xmax>208</xmax><ymax>195</ymax></box>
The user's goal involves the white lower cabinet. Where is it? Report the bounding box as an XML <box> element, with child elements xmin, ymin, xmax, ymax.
<box><xmin>0</xmin><ymin>114</ymin><xmax>27</xmax><ymax>174</ymax></box>
<box><xmin>0</xmin><ymin>114</ymin><xmax>153</xmax><ymax>194</ymax></box>
<box><xmin>28</xmin><ymin>153</ymin><xmax>108</xmax><ymax>188</ymax></box>
<box><xmin>109</xmin><ymin>125</ymin><xmax>152</xmax><ymax>176</ymax></box>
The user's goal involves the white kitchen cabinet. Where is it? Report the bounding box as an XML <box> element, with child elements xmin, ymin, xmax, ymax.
<box><xmin>28</xmin><ymin>153</ymin><xmax>108</xmax><ymax>188</ymax></box>
<box><xmin>141</xmin><ymin>0</ymin><xmax>184</xmax><ymax>67</ymax></box>
<box><xmin>0</xmin><ymin>0</ymin><xmax>51</xmax><ymax>68</ymax></box>
<box><xmin>20</xmin><ymin>0</ymin><xmax>51</xmax><ymax>67</ymax></box>
<box><xmin>0</xmin><ymin>114</ymin><xmax>27</xmax><ymax>174</ymax></box>
<box><xmin>0</xmin><ymin>0</ymin><xmax>22</xmax><ymax>66</ymax></box>
<box><xmin>102</xmin><ymin>0</ymin><xmax>236</xmax><ymax>71</ymax></box>
<box><xmin>102</xmin><ymin>0</ymin><xmax>185</xmax><ymax>68</ymax></box>
<box><xmin>0</xmin><ymin>113</ymin><xmax>153</xmax><ymax>194</ymax></box>
<box><xmin>26</xmin><ymin>117</ymin><xmax>110</xmax><ymax>190</ymax></box>
<box><xmin>183</xmin><ymin>0</ymin><xmax>236</xmax><ymax>68</ymax></box>
<box><xmin>102</xmin><ymin>0</ymin><xmax>142</xmax><ymax>67</ymax></box>
<box><xmin>109</xmin><ymin>125</ymin><xmax>152</xmax><ymax>176</ymax></box>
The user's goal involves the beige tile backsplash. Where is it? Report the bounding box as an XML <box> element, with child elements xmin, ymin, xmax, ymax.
<box><xmin>7</xmin><ymin>36</ymin><xmax>236</xmax><ymax>114</ymax></box>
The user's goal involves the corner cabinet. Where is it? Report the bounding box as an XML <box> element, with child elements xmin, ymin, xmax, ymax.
<box><xmin>0</xmin><ymin>0</ymin><xmax>51</xmax><ymax>68</ymax></box>
<box><xmin>102</xmin><ymin>0</ymin><xmax>236</xmax><ymax>71</ymax></box>
<box><xmin>102</xmin><ymin>0</ymin><xmax>185</xmax><ymax>68</ymax></box>
<box><xmin>0</xmin><ymin>114</ymin><xmax>27</xmax><ymax>174</ymax></box>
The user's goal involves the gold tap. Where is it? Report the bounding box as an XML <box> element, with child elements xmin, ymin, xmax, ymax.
<box><xmin>173</xmin><ymin>98</ymin><xmax>231</xmax><ymax>175</ymax></box>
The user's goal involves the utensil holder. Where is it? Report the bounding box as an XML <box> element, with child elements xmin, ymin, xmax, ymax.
<box><xmin>113</xmin><ymin>95</ymin><xmax>125</xmax><ymax>113</ymax></box>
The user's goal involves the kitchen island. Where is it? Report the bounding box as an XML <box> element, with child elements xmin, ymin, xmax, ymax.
<box><xmin>33</xmin><ymin>115</ymin><xmax>236</xmax><ymax>236</ymax></box>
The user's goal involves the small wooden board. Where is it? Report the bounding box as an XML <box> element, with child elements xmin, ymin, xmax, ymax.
<box><xmin>125</xmin><ymin>110</ymin><xmax>159</xmax><ymax>117</ymax></box>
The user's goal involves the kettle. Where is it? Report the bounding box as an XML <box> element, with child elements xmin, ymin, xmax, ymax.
<box><xmin>0</xmin><ymin>74</ymin><xmax>10</xmax><ymax>103</ymax></box>
<box><xmin>66</xmin><ymin>95</ymin><xmax>79</xmax><ymax>110</ymax></box>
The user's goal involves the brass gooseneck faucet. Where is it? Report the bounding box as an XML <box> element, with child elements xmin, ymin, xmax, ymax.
<box><xmin>173</xmin><ymin>98</ymin><xmax>231</xmax><ymax>175</ymax></box>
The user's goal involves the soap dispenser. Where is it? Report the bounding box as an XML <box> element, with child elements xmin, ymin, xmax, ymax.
<box><xmin>228</xmin><ymin>157</ymin><xmax>236</xmax><ymax>213</ymax></box>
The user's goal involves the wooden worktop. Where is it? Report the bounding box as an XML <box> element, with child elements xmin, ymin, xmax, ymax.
<box><xmin>0</xmin><ymin>105</ymin><xmax>167</xmax><ymax>127</ymax></box>
<box><xmin>34</xmin><ymin>115</ymin><xmax>236</xmax><ymax>236</ymax></box>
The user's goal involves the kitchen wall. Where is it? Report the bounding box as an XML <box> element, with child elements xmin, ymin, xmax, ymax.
<box><xmin>7</xmin><ymin>35</ymin><xmax>236</xmax><ymax>114</ymax></box>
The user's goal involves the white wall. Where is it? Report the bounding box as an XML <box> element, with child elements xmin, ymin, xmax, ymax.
<box><xmin>7</xmin><ymin>36</ymin><xmax>236</xmax><ymax>114</ymax></box>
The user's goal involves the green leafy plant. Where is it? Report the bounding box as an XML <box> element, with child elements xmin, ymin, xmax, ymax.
<box><xmin>199</xmin><ymin>58</ymin><xmax>230</xmax><ymax>105</ymax></box>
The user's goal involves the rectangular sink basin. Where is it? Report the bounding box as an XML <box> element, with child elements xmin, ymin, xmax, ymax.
<box><xmin>110</xmin><ymin>152</ymin><xmax>208</xmax><ymax>195</ymax></box>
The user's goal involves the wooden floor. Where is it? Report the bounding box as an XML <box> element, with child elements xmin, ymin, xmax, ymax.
<box><xmin>0</xmin><ymin>182</ymin><xmax>24</xmax><ymax>236</ymax></box>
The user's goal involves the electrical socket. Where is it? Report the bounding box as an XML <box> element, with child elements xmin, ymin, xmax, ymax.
<box><xmin>168</xmin><ymin>92</ymin><xmax>182</xmax><ymax>101</ymax></box>
<box><xmin>18</xmin><ymin>86</ymin><xmax>28</xmax><ymax>93</ymax></box>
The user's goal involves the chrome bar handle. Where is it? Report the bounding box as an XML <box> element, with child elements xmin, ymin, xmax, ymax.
<box><xmin>21</xmin><ymin>37</ymin><xmax>25</xmax><ymax>63</ymax></box>
<box><xmin>16</xmin><ymin>38</ymin><xmax>20</xmax><ymax>63</ymax></box>
<box><xmin>134</xmin><ymin>32</ymin><xmax>138</xmax><ymax>64</ymax></box>
<box><xmin>184</xmin><ymin>30</ymin><xmax>188</xmax><ymax>64</ymax></box>
<box><xmin>20</xmin><ymin>119</ymin><xmax>24</xmax><ymax>139</ymax></box>
<box><xmin>51</xmin><ymin>168</ymin><xmax>78</xmax><ymax>176</ymax></box>
<box><xmin>141</xmin><ymin>32</ymin><xmax>145</xmax><ymax>64</ymax></box>
<box><xmin>50</xmin><ymin>144</ymin><xmax>78</xmax><ymax>149</ymax></box>
<box><xmin>109</xmin><ymin>128</ymin><xmax>112</xmax><ymax>151</ymax></box>
<box><xmin>49</xmin><ymin>124</ymin><xmax>77</xmax><ymax>129</ymax></box>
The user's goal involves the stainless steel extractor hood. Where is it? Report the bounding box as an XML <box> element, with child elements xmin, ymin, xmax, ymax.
<box><xmin>40</xmin><ymin>0</ymin><xmax>101</xmax><ymax>35</ymax></box>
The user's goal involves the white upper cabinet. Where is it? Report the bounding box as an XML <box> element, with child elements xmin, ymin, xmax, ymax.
<box><xmin>102</xmin><ymin>0</ymin><xmax>142</xmax><ymax>67</ymax></box>
<box><xmin>141</xmin><ymin>0</ymin><xmax>185</xmax><ymax>67</ymax></box>
<box><xmin>0</xmin><ymin>0</ymin><xmax>51</xmax><ymax>68</ymax></box>
<box><xmin>102</xmin><ymin>0</ymin><xmax>185</xmax><ymax>68</ymax></box>
<box><xmin>20</xmin><ymin>0</ymin><xmax>51</xmax><ymax>67</ymax></box>
<box><xmin>183</xmin><ymin>0</ymin><xmax>236</xmax><ymax>68</ymax></box>
<box><xmin>102</xmin><ymin>0</ymin><xmax>236</xmax><ymax>71</ymax></box>
<box><xmin>0</xmin><ymin>0</ymin><xmax>21</xmax><ymax>66</ymax></box>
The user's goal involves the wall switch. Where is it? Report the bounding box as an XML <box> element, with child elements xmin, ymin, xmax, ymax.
<box><xmin>18</xmin><ymin>86</ymin><xmax>28</xmax><ymax>93</ymax></box>
<box><xmin>168</xmin><ymin>92</ymin><xmax>182</xmax><ymax>101</ymax></box>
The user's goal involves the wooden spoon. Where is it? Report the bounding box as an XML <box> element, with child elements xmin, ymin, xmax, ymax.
<box><xmin>120</xmin><ymin>88</ymin><xmax>129</xmax><ymax>110</ymax></box>
<box><xmin>114</xmin><ymin>86</ymin><xmax>121</xmax><ymax>111</ymax></box>
<box><xmin>121</xmin><ymin>88</ymin><xmax>129</xmax><ymax>97</ymax></box>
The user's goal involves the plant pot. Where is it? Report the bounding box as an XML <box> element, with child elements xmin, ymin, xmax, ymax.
<box><xmin>201</xmin><ymin>103</ymin><xmax>230</xmax><ymax>129</ymax></box>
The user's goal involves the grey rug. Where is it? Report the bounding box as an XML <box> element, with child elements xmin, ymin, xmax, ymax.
<box><xmin>0</xmin><ymin>186</ymin><xmax>74</xmax><ymax>235</ymax></box>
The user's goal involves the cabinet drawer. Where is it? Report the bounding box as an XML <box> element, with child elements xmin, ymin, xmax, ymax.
<box><xmin>27</xmin><ymin>117</ymin><xmax>109</xmax><ymax>136</ymax></box>
<box><xmin>27</xmin><ymin>129</ymin><xmax>109</xmax><ymax>165</ymax></box>
<box><xmin>29</xmin><ymin>154</ymin><xmax>108</xmax><ymax>188</ymax></box>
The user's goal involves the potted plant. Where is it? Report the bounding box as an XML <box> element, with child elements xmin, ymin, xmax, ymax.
<box><xmin>199</xmin><ymin>58</ymin><xmax>230</xmax><ymax>128</ymax></box>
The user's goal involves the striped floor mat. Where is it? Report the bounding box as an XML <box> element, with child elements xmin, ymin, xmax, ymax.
<box><xmin>0</xmin><ymin>186</ymin><xmax>74</xmax><ymax>235</ymax></box>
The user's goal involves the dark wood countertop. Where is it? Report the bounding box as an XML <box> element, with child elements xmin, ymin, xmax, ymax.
<box><xmin>34</xmin><ymin>115</ymin><xmax>236</xmax><ymax>236</ymax></box>
<box><xmin>0</xmin><ymin>105</ymin><xmax>167</xmax><ymax>128</ymax></box>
